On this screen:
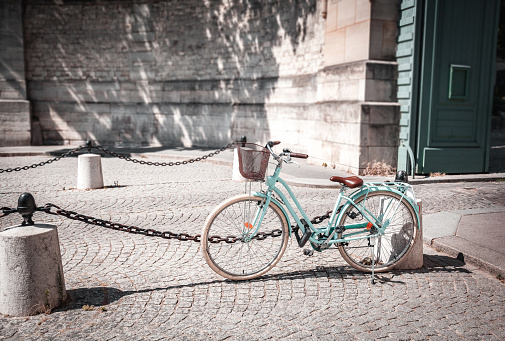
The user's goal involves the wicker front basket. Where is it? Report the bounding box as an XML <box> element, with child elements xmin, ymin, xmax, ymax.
<box><xmin>235</xmin><ymin>143</ymin><xmax>270</xmax><ymax>181</ymax></box>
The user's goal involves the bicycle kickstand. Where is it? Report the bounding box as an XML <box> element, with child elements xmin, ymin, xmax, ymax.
<box><xmin>371</xmin><ymin>237</ymin><xmax>376</xmax><ymax>285</ymax></box>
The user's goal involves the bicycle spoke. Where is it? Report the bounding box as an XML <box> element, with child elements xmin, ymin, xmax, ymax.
<box><xmin>338</xmin><ymin>191</ymin><xmax>417</xmax><ymax>272</ymax></box>
<box><xmin>202</xmin><ymin>195</ymin><xmax>288</xmax><ymax>280</ymax></box>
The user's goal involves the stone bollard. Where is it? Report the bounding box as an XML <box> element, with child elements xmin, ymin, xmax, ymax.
<box><xmin>0</xmin><ymin>224</ymin><xmax>66</xmax><ymax>316</ymax></box>
<box><xmin>394</xmin><ymin>199</ymin><xmax>423</xmax><ymax>270</ymax></box>
<box><xmin>232</xmin><ymin>148</ymin><xmax>247</xmax><ymax>182</ymax></box>
<box><xmin>77</xmin><ymin>153</ymin><xmax>104</xmax><ymax>190</ymax></box>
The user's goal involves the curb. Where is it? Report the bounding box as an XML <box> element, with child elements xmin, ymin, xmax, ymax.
<box><xmin>428</xmin><ymin>238</ymin><xmax>504</xmax><ymax>279</ymax></box>
<box><xmin>422</xmin><ymin>207</ymin><xmax>505</xmax><ymax>280</ymax></box>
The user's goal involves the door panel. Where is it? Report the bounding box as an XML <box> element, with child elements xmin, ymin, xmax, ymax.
<box><xmin>423</xmin><ymin>148</ymin><xmax>483</xmax><ymax>173</ymax></box>
<box><xmin>416</xmin><ymin>0</ymin><xmax>499</xmax><ymax>174</ymax></box>
<box><xmin>433</xmin><ymin>109</ymin><xmax>477</xmax><ymax>144</ymax></box>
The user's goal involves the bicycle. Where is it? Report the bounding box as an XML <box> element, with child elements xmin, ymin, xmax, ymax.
<box><xmin>201</xmin><ymin>141</ymin><xmax>420</xmax><ymax>282</ymax></box>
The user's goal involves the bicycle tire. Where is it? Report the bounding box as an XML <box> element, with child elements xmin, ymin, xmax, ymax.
<box><xmin>201</xmin><ymin>194</ymin><xmax>289</xmax><ymax>280</ymax></box>
<box><xmin>337</xmin><ymin>191</ymin><xmax>418</xmax><ymax>272</ymax></box>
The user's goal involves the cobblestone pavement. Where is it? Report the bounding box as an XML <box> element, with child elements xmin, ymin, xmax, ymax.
<box><xmin>1</xmin><ymin>156</ymin><xmax>505</xmax><ymax>340</ymax></box>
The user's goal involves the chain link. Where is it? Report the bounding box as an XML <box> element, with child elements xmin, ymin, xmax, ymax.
<box><xmin>0</xmin><ymin>146</ymin><xmax>86</xmax><ymax>173</ymax></box>
<box><xmin>1</xmin><ymin>207</ymin><xmax>17</xmax><ymax>218</ymax></box>
<box><xmin>309</xmin><ymin>210</ymin><xmax>333</xmax><ymax>225</ymax></box>
<box><xmin>38</xmin><ymin>203</ymin><xmax>243</xmax><ymax>243</ymax></box>
<box><xmin>0</xmin><ymin>203</ymin><xmax>332</xmax><ymax>244</ymax></box>
<box><xmin>0</xmin><ymin>142</ymin><xmax>234</xmax><ymax>173</ymax></box>
<box><xmin>94</xmin><ymin>143</ymin><xmax>234</xmax><ymax>167</ymax></box>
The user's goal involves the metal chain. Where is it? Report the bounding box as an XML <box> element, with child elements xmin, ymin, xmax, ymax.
<box><xmin>1</xmin><ymin>207</ymin><xmax>17</xmax><ymax>218</ymax></box>
<box><xmin>1</xmin><ymin>204</ymin><xmax>332</xmax><ymax>244</ymax></box>
<box><xmin>310</xmin><ymin>210</ymin><xmax>333</xmax><ymax>225</ymax></box>
<box><xmin>40</xmin><ymin>203</ymin><xmax>203</xmax><ymax>242</ymax></box>
<box><xmin>39</xmin><ymin>203</ymin><xmax>286</xmax><ymax>243</ymax></box>
<box><xmin>0</xmin><ymin>146</ymin><xmax>85</xmax><ymax>173</ymax></box>
<box><xmin>0</xmin><ymin>142</ymin><xmax>235</xmax><ymax>173</ymax></box>
<box><xmin>94</xmin><ymin>143</ymin><xmax>234</xmax><ymax>167</ymax></box>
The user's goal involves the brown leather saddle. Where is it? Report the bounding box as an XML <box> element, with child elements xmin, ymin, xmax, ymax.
<box><xmin>329</xmin><ymin>176</ymin><xmax>363</xmax><ymax>188</ymax></box>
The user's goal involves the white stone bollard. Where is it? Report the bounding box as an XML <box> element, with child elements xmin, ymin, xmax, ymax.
<box><xmin>232</xmin><ymin>148</ymin><xmax>247</xmax><ymax>182</ymax></box>
<box><xmin>77</xmin><ymin>154</ymin><xmax>104</xmax><ymax>190</ymax></box>
<box><xmin>394</xmin><ymin>199</ymin><xmax>423</xmax><ymax>270</ymax></box>
<box><xmin>0</xmin><ymin>224</ymin><xmax>67</xmax><ymax>316</ymax></box>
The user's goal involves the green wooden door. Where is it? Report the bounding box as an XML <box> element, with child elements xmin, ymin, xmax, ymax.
<box><xmin>416</xmin><ymin>0</ymin><xmax>499</xmax><ymax>174</ymax></box>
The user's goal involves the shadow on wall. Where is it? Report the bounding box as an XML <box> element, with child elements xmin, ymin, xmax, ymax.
<box><xmin>24</xmin><ymin>0</ymin><xmax>318</xmax><ymax>147</ymax></box>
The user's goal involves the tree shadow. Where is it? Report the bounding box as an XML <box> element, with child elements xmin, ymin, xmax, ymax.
<box><xmin>24</xmin><ymin>0</ymin><xmax>318</xmax><ymax>148</ymax></box>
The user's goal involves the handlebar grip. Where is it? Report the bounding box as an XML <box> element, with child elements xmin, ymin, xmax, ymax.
<box><xmin>290</xmin><ymin>153</ymin><xmax>309</xmax><ymax>159</ymax></box>
<box><xmin>266</xmin><ymin>141</ymin><xmax>281</xmax><ymax>147</ymax></box>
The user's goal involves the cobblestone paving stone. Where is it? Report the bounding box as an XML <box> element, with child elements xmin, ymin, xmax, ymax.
<box><xmin>1</xmin><ymin>156</ymin><xmax>505</xmax><ymax>340</ymax></box>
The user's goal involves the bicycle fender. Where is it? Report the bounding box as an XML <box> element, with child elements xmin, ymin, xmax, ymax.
<box><xmin>343</xmin><ymin>187</ymin><xmax>421</xmax><ymax>230</ymax></box>
<box><xmin>252</xmin><ymin>191</ymin><xmax>292</xmax><ymax>236</ymax></box>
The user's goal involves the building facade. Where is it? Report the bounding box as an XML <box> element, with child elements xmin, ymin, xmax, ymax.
<box><xmin>0</xmin><ymin>0</ymin><xmax>500</xmax><ymax>175</ymax></box>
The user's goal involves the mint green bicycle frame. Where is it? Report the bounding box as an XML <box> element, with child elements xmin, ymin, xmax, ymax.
<box><xmin>248</xmin><ymin>162</ymin><xmax>420</xmax><ymax>247</ymax></box>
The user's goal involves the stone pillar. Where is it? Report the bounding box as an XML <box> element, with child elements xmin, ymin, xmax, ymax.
<box><xmin>232</xmin><ymin>148</ymin><xmax>247</xmax><ymax>182</ymax></box>
<box><xmin>0</xmin><ymin>224</ymin><xmax>67</xmax><ymax>316</ymax></box>
<box><xmin>318</xmin><ymin>0</ymin><xmax>401</xmax><ymax>174</ymax></box>
<box><xmin>0</xmin><ymin>0</ymin><xmax>31</xmax><ymax>146</ymax></box>
<box><xmin>77</xmin><ymin>154</ymin><xmax>104</xmax><ymax>190</ymax></box>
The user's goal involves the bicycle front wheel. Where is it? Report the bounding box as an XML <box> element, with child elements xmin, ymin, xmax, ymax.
<box><xmin>337</xmin><ymin>191</ymin><xmax>418</xmax><ymax>272</ymax></box>
<box><xmin>201</xmin><ymin>194</ymin><xmax>289</xmax><ymax>280</ymax></box>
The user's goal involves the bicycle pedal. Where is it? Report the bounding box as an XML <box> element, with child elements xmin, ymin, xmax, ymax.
<box><xmin>303</xmin><ymin>249</ymin><xmax>314</xmax><ymax>256</ymax></box>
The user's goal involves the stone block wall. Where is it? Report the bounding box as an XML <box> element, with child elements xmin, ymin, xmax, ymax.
<box><xmin>14</xmin><ymin>0</ymin><xmax>401</xmax><ymax>174</ymax></box>
<box><xmin>324</xmin><ymin>0</ymin><xmax>399</xmax><ymax>66</ymax></box>
<box><xmin>0</xmin><ymin>0</ymin><xmax>31</xmax><ymax>146</ymax></box>
<box><xmin>265</xmin><ymin>60</ymin><xmax>399</xmax><ymax>173</ymax></box>
<box><xmin>24</xmin><ymin>0</ymin><xmax>325</xmax><ymax>148</ymax></box>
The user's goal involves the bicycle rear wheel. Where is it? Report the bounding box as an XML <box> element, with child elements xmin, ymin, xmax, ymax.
<box><xmin>337</xmin><ymin>191</ymin><xmax>418</xmax><ymax>272</ymax></box>
<box><xmin>201</xmin><ymin>194</ymin><xmax>289</xmax><ymax>280</ymax></box>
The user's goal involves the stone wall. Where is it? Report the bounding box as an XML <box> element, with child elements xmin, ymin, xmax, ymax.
<box><xmin>16</xmin><ymin>0</ymin><xmax>401</xmax><ymax>174</ymax></box>
<box><xmin>24</xmin><ymin>0</ymin><xmax>325</xmax><ymax>147</ymax></box>
<box><xmin>319</xmin><ymin>0</ymin><xmax>400</xmax><ymax>173</ymax></box>
<box><xmin>0</xmin><ymin>0</ymin><xmax>31</xmax><ymax>146</ymax></box>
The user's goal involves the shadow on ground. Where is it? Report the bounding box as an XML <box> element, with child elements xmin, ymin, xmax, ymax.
<box><xmin>56</xmin><ymin>254</ymin><xmax>468</xmax><ymax>312</ymax></box>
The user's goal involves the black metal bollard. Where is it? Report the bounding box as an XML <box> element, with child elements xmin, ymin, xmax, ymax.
<box><xmin>17</xmin><ymin>193</ymin><xmax>36</xmax><ymax>226</ymax></box>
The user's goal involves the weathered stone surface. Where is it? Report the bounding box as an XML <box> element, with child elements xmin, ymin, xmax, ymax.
<box><xmin>0</xmin><ymin>1</ymin><xmax>31</xmax><ymax>147</ymax></box>
<box><xmin>1</xmin><ymin>0</ymin><xmax>403</xmax><ymax>172</ymax></box>
<box><xmin>0</xmin><ymin>100</ymin><xmax>31</xmax><ymax>146</ymax></box>
<box><xmin>0</xmin><ymin>224</ymin><xmax>66</xmax><ymax>316</ymax></box>
<box><xmin>77</xmin><ymin>154</ymin><xmax>104</xmax><ymax>190</ymax></box>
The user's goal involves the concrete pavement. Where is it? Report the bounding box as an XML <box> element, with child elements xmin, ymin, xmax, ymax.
<box><xmin>0</xmin><ymin>145</ymin><xmax>504</xmax><ymax>340</ymax></box>
<box><xmin>423</xmin><ymin>207</ymin><xmax>505</xmax><ymax>280</ymax></box>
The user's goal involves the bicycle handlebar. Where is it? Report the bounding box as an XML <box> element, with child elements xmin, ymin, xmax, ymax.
<box><xmin>266</xmin><ymin>141</ymin><xmax>281</xmax><ymax>148</ymax></box>
<box><xmin>290</xmin><ymin>152</ymin><xmax>308</xmax><ymax>159</ymax></box>
<box><xmin>265</xmin><ymin>141</ymin><xmax>309</xmax><ymax>162</ymax></box>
